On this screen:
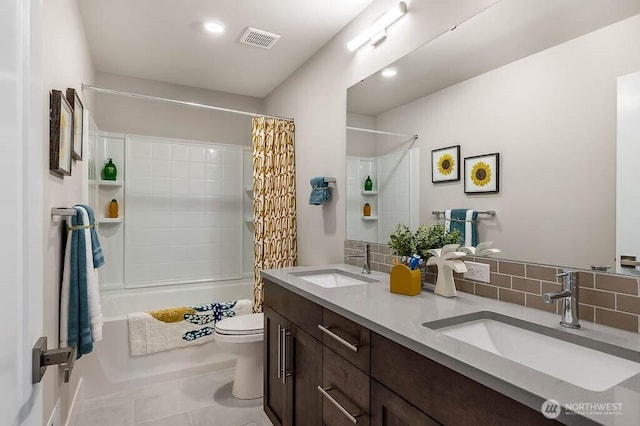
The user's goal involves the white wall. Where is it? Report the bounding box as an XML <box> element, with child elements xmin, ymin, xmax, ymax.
<box><xmin>43</xmin><ymin>0</ymin><xmax>95</xmax><ymax>424</ymax></box>
<box><xmin>374</xmin><ymin>14</ymin><xmax>640</xmax><ymax>269</ymax></box>
<box><xmin>617</xmin><ymin>71</ymin><xmax>640</xmax><ymax>267</ymax></box>
<box><xmin>264</xmin><ymin>0</ymin><xmax>497</xmax><ymax>265</ymax></box>
<box><xmin>94</xmin><ymin>72</ymin><xmax>263</xmax><ymax>146</ymax></box>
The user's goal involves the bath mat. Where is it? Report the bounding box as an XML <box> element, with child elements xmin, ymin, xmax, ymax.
<box><xmin>127</xmin><ymin>299</ymin><xmax>252</xmax><ymax>356</ymax></box>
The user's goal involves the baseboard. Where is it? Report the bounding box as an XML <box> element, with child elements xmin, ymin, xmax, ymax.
<box><xmin>64</xmin><ymin>377</ymin><xmax>83</xmax><ymax>426</ymax></box>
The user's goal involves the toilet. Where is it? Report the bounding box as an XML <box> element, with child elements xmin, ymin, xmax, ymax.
<box><xmin>214</xmin><ymin>312</ymin><xmax>264</xmax><ymax>399</ymax></box>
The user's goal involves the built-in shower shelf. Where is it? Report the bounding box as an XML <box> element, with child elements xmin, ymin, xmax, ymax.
<box><xmin>98</xmin><ymin>217</ymin><xmax>123</xmax><ymax>224</ymax></box>
<box><xmin>99</xmin><ymin>180</ymin><xmax>123</xmax><ymax>187</ymax></box>
<box><xmin>361</xmin><ymin>190</ymin><xmax>378</xmax><ymax>195</ymax></box>
<box><xmin>244</xmin><ymin>217</ymin><xmax>254</xmax><ymax>224</ymax></box>
<box><xmin>361</xmin><ymin>216</ymin><xmax>378</xmax><ymax>221</ymax></box>
<box><xmin>244</xmin><ymin>186</ymin><xmax>253</xmax><ymax>193</ymax></box>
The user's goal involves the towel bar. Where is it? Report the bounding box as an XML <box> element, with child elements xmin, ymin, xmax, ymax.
<box><xmin>432</xmin><ymin>210</ymin><xmax>496</xmax><ymax>222</ymax></box>
<box><xmin>51</xmin><ymin>207</ymin><xmax>77</xmax><ymax>217</ymax></box>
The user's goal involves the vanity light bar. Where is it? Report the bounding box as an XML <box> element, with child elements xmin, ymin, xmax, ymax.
<box><xmin>347</xmin><ymin>2</ymin><xmax>407</xmax><ymax>52</ymax></box>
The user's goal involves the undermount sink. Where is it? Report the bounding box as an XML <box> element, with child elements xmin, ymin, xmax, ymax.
<box><xmin>292</xmin><ymin>269</ymin><xmax>377</xmax><ymax>288</ymax></box>
<box><xmin>424</xmin><ymin>312</ymin><xmax>640</xmax><ymax>392</ymax></box>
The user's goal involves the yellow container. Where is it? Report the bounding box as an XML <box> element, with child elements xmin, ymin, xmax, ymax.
<box><xmin>389</xmin><ymin>264</ymin><xmax>422</xmax><ymax>296</ymax></box>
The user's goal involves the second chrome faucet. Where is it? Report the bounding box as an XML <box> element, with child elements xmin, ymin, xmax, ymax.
<box><xmin>543</xmin><ymin>270</ymin><xmax>580</xmax><ymax>328</ymax></box>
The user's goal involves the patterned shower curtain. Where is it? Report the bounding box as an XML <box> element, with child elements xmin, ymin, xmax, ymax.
<box><xmin>252</xmin><ymin>117</ymin><xmax>297</xmax><ymax>312</ymax></box>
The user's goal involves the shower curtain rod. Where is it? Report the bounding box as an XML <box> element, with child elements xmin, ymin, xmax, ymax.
<box><xmin>347</xmin><ymin>126</ymin><xmax>418</xmax><ymax>139</ymax></box>
<box><xmin>81</xmin><ymin>84</ymin><xmax>294</xmax><ymax>122</ymax></box>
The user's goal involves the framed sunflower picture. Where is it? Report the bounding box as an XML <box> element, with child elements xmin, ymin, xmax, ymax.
<box><xmin>464</xmin><ymin>153</ymin><xmax>499</xmax><ymax>194</ymax></box>
<box><xmin>431</xmin><ymin>145</ymin><xmax>460</xmax><ymax>183</ymax></box>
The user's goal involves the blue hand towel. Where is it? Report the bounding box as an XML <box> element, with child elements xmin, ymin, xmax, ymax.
<box><xmin>79</xmin><ymin>204</ymin><xmax>105</xmax><ymax>268</ymax></box>
<box><xmin>67</xmin><ymin>208</ymin><xmax>93</xmax><ymax>358</ymax></box>
<box><xmin>309</xmin><ymin>177</ymin><xmax>331</xmax><ymax>205</ymax></box>
<box><xmin>445</xmin><ymin>209</ymin><xmax>478</xmax><ymax>247</ymax></box>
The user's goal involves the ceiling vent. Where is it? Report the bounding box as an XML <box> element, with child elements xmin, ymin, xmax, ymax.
<box><xmin>240</xmin><ymin>27</ymin><xmax>281</xmax><ymax>49</ymax></box>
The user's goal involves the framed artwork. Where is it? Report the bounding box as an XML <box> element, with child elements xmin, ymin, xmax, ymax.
<box><xmin>49</xmin><ymin>90</ymin><xmax>73</xmax><ymax>176</ymax></box>
<box><xmin>431</xmin><ymin>145</ymin><xmax>460</xmax><ymax>183</ymax></box>
<box><xmin>66</xmin><ymin>88</ymin><xmax>84</xmax><ymax>160</ymax></box>
<box><xmin>464</xmin><ymin>153</ymin><xmax>499</xmax><ymax>194</ymax></box>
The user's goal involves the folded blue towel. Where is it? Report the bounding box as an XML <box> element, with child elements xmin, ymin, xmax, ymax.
<box><xmin>79</xmin><ymin>204</ymin><xmax>105</xmax><ymax>268</ymax></box>
<box><xmin>309</xmin><ymin>177</ymin><xmax>331</xmax><ymax>205</ymax></box>
<box><xmin>445</xmin><ymin>209</ymin><xmax>478</xmax><ymax>247</ymax></box>
<box><xmin>67</xmin><ymin>208</ymin><xmax>93</xmax><ymax>358</ymax></box>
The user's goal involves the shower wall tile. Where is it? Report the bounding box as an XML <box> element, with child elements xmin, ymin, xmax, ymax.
<box><xmin>125</xmin><ymin>136</ymin><xmax>244</xmax><ymax>287</ymax></box>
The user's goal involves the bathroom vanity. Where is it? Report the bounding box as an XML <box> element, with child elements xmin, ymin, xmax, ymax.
<box><xmin>262</xmin><ymin>265</ymin><xmax>640</xmax><ymax>426</ymax></box>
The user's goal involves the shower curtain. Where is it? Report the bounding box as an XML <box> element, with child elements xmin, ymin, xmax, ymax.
<box><xmin>252</xmin><ymin>117</ymin><xmax>297</xmax><ymax>312</ymax></box>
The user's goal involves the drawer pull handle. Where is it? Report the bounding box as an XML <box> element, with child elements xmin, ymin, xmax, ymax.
<box><xmin>317</xmin><ymin>386</ymin><xmax>360</xmax><ymax>424</ymax></box>
<box><xmin>318</xmin><ymin>325</ymin><xmax>359</xmax><ymax>352</ymax></box>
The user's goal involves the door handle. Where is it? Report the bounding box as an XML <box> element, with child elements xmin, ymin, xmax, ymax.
<box><xmin>277</xmin><ymin>324</ymin><xmax>282</xmax><ymax>379</ymax></box>
<box><xmin>281</xmin><ymin>328</ymin><xmax>291</xmax><ymax>384</ymax></box>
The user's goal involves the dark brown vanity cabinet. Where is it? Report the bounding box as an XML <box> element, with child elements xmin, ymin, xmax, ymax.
<box><xmin>263</xmin><ymin>279</ymin><xmax>555</xmax><ymax>426</ymax></box>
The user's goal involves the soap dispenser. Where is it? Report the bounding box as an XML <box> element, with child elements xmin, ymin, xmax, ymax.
<box><xmin>103</xmin><ymin>158</ymin><xmax>117</xmax><ymax>181</ymax></box>
<box><xmin>364</xmin><ymin>175</ymin><xmax>373</xmax><ymax>191</ymax></box>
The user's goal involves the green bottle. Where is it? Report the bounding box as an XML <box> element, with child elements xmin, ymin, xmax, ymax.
<box><xmin>103</xmin><ymin>158</ymin><xmax>117</xmax><ymax>181</ymax></box>
<box><xmin>364</xmin><ymin>175</ymin><xmax>373</xmax><ymax>191</ymax></box>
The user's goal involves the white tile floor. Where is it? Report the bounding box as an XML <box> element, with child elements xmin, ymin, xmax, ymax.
<box><xmin>76</xmin><ymin>368</ymin><xmax>272</xmax><ymax>426</ymax></box>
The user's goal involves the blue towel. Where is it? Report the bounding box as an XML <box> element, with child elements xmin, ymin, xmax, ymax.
<box><xmin>309</xmin><ymin>177</ymin><xmax>331</xmax><ymax>205</ymax></box>
<box><xmin>67</xmin><ymin>208</ymin><xmax>93</xmax><ymax>358</ymax></box>
<box><xmin>445</xmin><ymin>209</ymin><xmax>478</xmax><ymax>247</ymax></box>
<box><xmin>78</xmin><ymin>204</ymin><xmax>105</xmax><ymax>268</ymax></box>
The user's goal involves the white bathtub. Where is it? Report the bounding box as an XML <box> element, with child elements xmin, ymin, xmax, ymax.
<box><xmin>80</xmin><ymin>279</ymin><xmax>254</xmax><ymax>399</ymax></box>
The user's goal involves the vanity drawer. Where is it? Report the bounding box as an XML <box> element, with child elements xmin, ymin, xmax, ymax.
<box><xmin>320</xmin><ymin>308</ymin><xmax>370</xmax><ymax>373</ymax></box>
<box><xmin>371</xmin><ymin>333</ymin><xmax>557</xmax><ymax>426</ymax></box>
<box><xmin>264</xmin><ymin>280</ymin><xmax>322</xmax><ymax>340</ymax></box>
<box><xmin>321</xmin><ymin>345</ymin><xmax>369</xmax><ymax>426</ymax></box>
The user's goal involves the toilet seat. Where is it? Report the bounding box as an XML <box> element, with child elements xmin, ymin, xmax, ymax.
<box><xmin>214</xmin><ymin>313</ymin><xmax>264</xmax><ymax>343</ymax></box>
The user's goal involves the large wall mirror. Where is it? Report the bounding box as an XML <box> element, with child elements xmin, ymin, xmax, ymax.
<box><xmin>346</xmin><ymin>0</ymin><xmax>640</xmax><ymax>274</ymax></box>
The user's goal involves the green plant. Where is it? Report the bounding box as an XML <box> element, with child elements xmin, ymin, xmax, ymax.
<box><xmin>414</xmin><ymin>224</ymin><xmax>462</xmax><ymax>259</ymax></box>
<box><xmin>388</xmin><ymin>224</ymin><xmax>415</xmax><ymax>257</ymax></box>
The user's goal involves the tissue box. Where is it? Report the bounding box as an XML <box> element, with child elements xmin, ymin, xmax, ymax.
<box><xmin>390</xmin><ymin>264</ymin><xmax>422</xmax><ymax>296</ymax></box>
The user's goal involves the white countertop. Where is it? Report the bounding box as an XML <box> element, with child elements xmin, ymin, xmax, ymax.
<box><xmin>262</xmin><ymin>264</ymin><xmax>640</xmax><ymax>426</ymax></box>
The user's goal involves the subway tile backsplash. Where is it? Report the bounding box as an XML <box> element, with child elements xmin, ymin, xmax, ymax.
<box><xmin>345</xmin><ymin>239</ymin><xmax>640</xmax><ymax>334</ymax></box>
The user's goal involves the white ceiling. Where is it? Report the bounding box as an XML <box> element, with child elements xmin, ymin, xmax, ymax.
<box><xmin>78</xmin><ymin>0</ymin><xmax>374</xmax><ymax>98</ymax></box>
<box><xmin>347</xmin><ymin>0</ymin><xmax>640</xmax><ymax>116</ymax></box>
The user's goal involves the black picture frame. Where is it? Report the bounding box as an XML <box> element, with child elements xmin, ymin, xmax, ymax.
<box><xmin>49</xmin><ymin>90</ymin><xmax>73</xmax><ymax>177</ymax></box>
<box><xmin>464</xmin><ymin>153</ymin><xmax>500</xmax><ymax>194</ymax></box>
<box><xmin>431</xmin><ymin>145</ymin><xmax>461</xmax><ymax>183</ymax></box>
<box><xmin>66</xmin><ymin>88</ymin><xmax>84</xmax><ymax>160</ymax></box>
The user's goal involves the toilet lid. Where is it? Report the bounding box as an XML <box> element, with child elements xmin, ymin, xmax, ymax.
<box><xmin>215</xmin><ymin>313</ymin><xmax>264</xmax><ymax>335</ymax></box>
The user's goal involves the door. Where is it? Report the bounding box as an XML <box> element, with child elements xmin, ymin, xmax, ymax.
<box><xmin>0</xmin><ymin>0</ymin><xmax>44</xmax><ymax>424</ymax></box>
<box><xmin>264</xmin><ymin>306</ymin><xmax>288</xmax><ymax>426</ymax></box>
<box><xmin>289</xmin><ymin>324</ymin><xmax>322</xmax><ymax>426</ymax></box>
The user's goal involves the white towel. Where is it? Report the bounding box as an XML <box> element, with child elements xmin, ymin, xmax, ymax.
<box><xmin>78</xmin><ymin>207</ymin><xmax>103</xmax><ymax>342</ymax></box>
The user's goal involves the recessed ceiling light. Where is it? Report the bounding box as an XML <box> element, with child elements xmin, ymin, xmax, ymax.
<box><xmin>204</xmin><ymin>21</ymin><xmax>225</xmax><ymax>34</ymax></box>
<box><xmin>381</xmin><ymin>68</ymin><xmax>397</xmax><ymax>78</ymax></box>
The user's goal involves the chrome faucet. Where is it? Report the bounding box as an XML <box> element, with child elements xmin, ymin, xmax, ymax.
<box><xmin>344</xmin><ymin>242</ymin><xmax>371</xmax><ymax>274</ymax></box>
<box><xmin>543</xmin><ymin>270</ymin><xmax>580</xmax><ymax>329</ymax></box>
